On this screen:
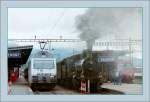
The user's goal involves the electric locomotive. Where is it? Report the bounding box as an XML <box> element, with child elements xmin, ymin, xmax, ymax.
<box><xmin>24</xmin><ymin>50</ymin><xmax>57</xmax><ymax>91</ymax></box>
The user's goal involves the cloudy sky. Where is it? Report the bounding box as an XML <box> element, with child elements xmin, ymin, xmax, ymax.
<box><xmin>8</xmin><ymin>8</ymin><xmax>88</xmax><ymax>51</ymax></box>
<box><xmin>8</xmin><ymin>8</ymin><xmax>142</xmax><ymax>58</ymax></box>
<box><xmin>8</xmin><ymin>8</ymin><xmax>142</xmax><ymax>39</ymax></box>
<box><xmin>8</xmin><ymin>8</ymin><xmax>87</xmax><ymax>39</ymax></box>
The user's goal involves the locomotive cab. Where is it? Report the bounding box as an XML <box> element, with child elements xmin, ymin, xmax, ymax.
<box><xmin>24</xmin><ymin>50</ymin><xmax>57</xmax><ymax>91</ymax></box>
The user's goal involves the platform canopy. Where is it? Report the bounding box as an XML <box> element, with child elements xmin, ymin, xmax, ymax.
<box><xmin>8</xmin><ymin>45</ymin><xmax>33</xmax><ymax>67</ymax></box>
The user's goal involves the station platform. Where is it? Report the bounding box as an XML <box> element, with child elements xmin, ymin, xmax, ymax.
<box><xmin>101</xmin><ymin>83</ymin><xmax>142</xmax><ymax>95</ymax></box>
<box><xmin>10</xmin><ymin>77</ymin><xmax>33</xmax><ymax>95</ymax></box>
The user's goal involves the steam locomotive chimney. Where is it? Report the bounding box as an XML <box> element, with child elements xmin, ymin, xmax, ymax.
<box><xmin>86</xmin><ymin>39</ymin><xmax>94</xmax><ymax>59</ymax></box>
<box><xmin>83</xmin><ymin>48</ymin><xmax>93</xmax><ymax>59</ymax></box>
<box><xmin>82</xmin><ymin>40</ymin><xmax>94</xmax><ymax>58</ymax></box>
<box><xmin>86</xmin><ymin>39</ymin><xmax>94</xmax><ymax>52</ymax></box>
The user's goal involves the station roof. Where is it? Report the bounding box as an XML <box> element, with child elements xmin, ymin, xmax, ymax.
<box><xmin>8</xmin><ymin>45</ymin><xmax>33</xmax><ymax>67</ymax></box>
<box><xmin>8</xmin><ymin>45</ymin><xmax>33</xmax><ymax>50</ymax></box>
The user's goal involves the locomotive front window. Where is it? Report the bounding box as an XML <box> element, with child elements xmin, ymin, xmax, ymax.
<box><xmin>33</xmin><ymin>60</ymin><xmax>55</xmax><ymax>69</ymax></box>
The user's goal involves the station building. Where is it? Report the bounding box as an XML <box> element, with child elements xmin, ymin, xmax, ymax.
<box><xmin>8</xmin><ymin>45</ymin><xmax>33</xmax><ymax>82</ymax></box>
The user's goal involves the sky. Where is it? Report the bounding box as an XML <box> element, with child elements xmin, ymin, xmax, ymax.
<box><xmin>8</xmin><ymin>8</ymin><xmax>88</xmax><ymax>51</ymax></box>
<box><xmin>8</xmin><ymin>8</ymin><xmax>142</xmax><ymax>58</ymax></box>
<box><xmin>8</xmin><ymin>8</ymin><xmax>87</xmax><ymax>39</ymax></box>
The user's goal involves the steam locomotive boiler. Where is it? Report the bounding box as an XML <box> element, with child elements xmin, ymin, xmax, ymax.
<box><xmin>57</xmin><ymin>50</ymin><xmax>118</xmax><ymax>93</ymax></box>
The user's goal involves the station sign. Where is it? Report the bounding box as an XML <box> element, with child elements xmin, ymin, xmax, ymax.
<box><xmin>97</xmin><ymin>56</ymin><xmax>115</xmax><ymax>62</ymax></box>
<box><xmin>8</xmin><ymin>50</ymin><xmax>21</xmax><ymax>58</ymax></box>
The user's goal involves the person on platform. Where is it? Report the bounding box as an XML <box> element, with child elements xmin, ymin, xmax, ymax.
<box><xmin>114</xmin><ymin>71</ymin><xmax>119</xmax><ymax>85</ymax></box>
<box><xmin>118</xmin><ymin>71</ymin><xmax>122</xmax><ymax>85</ymax></box>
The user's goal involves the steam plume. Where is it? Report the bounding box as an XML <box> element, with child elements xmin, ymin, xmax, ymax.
<box><xmin>75</xmin><ymin>8</ymin><xmax>142</xmax><ymax>50</ymax></box>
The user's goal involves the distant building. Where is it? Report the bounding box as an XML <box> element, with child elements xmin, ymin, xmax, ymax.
<box><xmin>116</xmin><ymin>57</ymin><xmax>142</xmax><ymax>84</ymax></box>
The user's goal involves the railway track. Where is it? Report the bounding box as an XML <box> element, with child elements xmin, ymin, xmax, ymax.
<box><xmin>33</xmin><ymin>85</ymin><xmax>79</xmax><ymax>95</ymax></box>
<box><xmin>33</xmin><ymin>85</ymin><xmax>124</xmax><ymax>95</ymax></box>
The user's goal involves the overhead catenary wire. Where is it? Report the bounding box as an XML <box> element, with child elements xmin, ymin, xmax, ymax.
<box><xmin>49</xmin><ymin>9</ymin><xmax>68</xmax><ymax>34</ymax></box>
<box><xmin>47</xmin><ymin>9</ymin><xmax>68</xmax><ymax>50</ymax></box>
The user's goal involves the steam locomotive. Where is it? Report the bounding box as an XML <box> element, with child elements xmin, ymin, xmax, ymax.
<box><xmin>57</xmin><ymin>50</ymin><xmax>118</xmax><ymax>93</ymax></box>
<box><xmin>24</xmin><ymin>50</ymin><xmax>57</xmax><ymax>91</ymax></box>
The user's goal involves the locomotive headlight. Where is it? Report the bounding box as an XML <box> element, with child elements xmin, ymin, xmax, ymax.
<box><xmin>50</xmin><ymin>75</ymin><xmax>54</xmax><ymax>78</ymax></box>
<box><xmin>50</xmin><ymin>75</ymin><xmax>56</xmax><ymax>80</ymax></box>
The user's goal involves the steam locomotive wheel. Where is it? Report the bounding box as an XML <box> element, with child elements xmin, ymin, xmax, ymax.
<box><xmin>72</xmin><ymin>79</ymin><xmax>80</xmax><ymax>90</ymax></box>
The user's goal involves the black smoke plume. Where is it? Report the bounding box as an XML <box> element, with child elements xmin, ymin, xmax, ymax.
<box><xmin>75</xmin><ymin>8</ymin><xmax>142</xmax><ymax>51</ymax></box>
